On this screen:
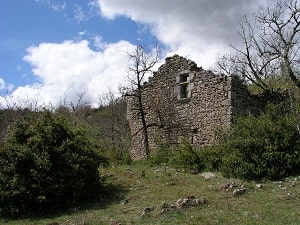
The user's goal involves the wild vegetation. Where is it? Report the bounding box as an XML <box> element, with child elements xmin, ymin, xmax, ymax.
<box><xmin>0</xmin><ymin>110</ymin><xmax>107</xmax><ymax>217</ymax></box>
<box><xmin>0</xmin><ymin>0</ymin><xmax>300</xmax><ymax>223</ymax></box>
<box><xmin>0</xmin><ymin>90</ymin><xmax>300</xmax><ymax>223</ymax></box>
<box><xmin>1</xmin><ymin>87</ymin><xmax>299</xmax><ymax>222</ymax></box>
<box><xmin>0</xmin><ymin>96</ymin><xmax>131</xmax><ymax>218</ymax></box>
<box><xmin>150</xmin><ymin>103</ymin><xmax>300</xmax><ymax>180</ymax></box>
<box><xmin>2</xmin><ymin>162</ymin><xmax>300</xmax><ymax>225</ymax></box>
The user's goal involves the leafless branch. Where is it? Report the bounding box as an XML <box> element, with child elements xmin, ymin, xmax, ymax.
<box><xmin>217</xmin><ymin>0</ymin><xmax>300</xmax><ymax>90</ymax></box>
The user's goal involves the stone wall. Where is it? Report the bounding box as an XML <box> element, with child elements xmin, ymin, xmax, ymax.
<box><xmin>126</xmin><ymin>54</ymin><xmax>269</xmax><ymax>160</ymax></box>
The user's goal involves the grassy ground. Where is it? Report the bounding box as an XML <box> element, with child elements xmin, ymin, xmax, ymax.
<box><xmin>2</xmin><ymin>162</ymin><xmax>300</xmax><ymax>225</ymax></box>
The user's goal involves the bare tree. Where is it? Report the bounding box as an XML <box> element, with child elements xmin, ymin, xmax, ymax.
<box><xmin>218</xmin><ymin>0</ymin><xmax>300</xmax><ymax>91</ymax></box>
<box><xmin>55</xmin><ymin>92</ymin><xmax>91</xmax><ymax>125</ymax></box>
<box><xmin>124</xmin><ymin>42</ymin><xmax>159</xmax><ymax>158</ymax></box>
<box><xmin>97</xmin><ymin>89</ymin><xmax>131</xmax><ymax>160</ymax></box>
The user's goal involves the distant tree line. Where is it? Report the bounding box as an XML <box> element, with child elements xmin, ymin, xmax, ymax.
<box><xmin>0</xmin><ymin>93</ymin><xmax>131</xmax><ymax>163</ymax></box>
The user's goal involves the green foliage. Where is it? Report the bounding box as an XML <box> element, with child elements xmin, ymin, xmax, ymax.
<box><xmin>149</xmin><ymin>102</ymin><xmax>300</xmax><ymax>180</ymax></box>
<box><xmin>97</xmin><ymin>143</ymin><xmax>132</xmax><ymax>165</ymax></box>
<box><xmin>169</xmin><ymin>138</ymin><xmax>203</xmax><ymax>172</ymax></box>
<box><xmin>149</xmin><ymin>140</ymin><xmax>174</xmax><ymax>165</ymax></box>
<box><xmin>0</xmin><ymin>110</ymin><xmax>106</xmax><ymax>217</ymax></box>
<box><xmin>219</xmin><ymin>104</ymin><xmax>300</xmax><ymax>180</ymax></box>
<box><xmin>247</xmin><ymin>76</ymin><xmax>294</xmax><ymax>95</ymax></box>
<box><xmin>149</xmin><ymin>138</ymin><xmax>203</xmax><ymax>172</ymax></box>
<box><xmin>198</xmin><ymin>145</ymin><xmax>223</xmax><ymax>171</ymax></box>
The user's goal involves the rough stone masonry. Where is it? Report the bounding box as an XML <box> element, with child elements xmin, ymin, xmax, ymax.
<box><xmin>126</xmin><ymin>54</ymin><xmax>270</xmax><ymax>160</ymax></box>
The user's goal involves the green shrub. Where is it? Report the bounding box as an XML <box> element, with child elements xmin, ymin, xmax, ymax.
<box><xmin>98</xmin><ymin>143</ymin><xmax>132</xmax><ymax>165</ymax></box>
<box><xmin>150</xmin><ymin>138</ymin><xmax>203</xmax><ymax>171</ymax></box>
<box><xmin>219</xmin><ymin>104</ymin><xmax>300</xmax><ymax>180</ymax></box>
<box><xmin>0</xmin><ymin>111</ymin><xmax>106</xmax><ymax>217</ymax></box>
<box><xmin>149</xmin><ymin>140</ymin><xmax>174</xmax><ymax>165</ymax></box>
<box><xmin>169</xmin><ymin>137</ymin><xmax>203</xmax><ymax>172</ymax></box>
<box><xmin>198</xmin><ymin>145</ymin><xmax>224</xmax><ymax>171</ymax></box>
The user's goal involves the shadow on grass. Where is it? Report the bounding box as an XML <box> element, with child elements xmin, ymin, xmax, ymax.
<box><xmin>1</xmin><ymin>181</ymin><xmax>129</xmax><ymax>223</ymax></box>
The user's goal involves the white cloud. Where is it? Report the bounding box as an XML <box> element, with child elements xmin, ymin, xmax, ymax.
<box><xmin>98</xmin><ymin>0</ymin><xmax>271</xmax><ymax>68</ymax></box>
<box><xmin>78</xmin><ymin>31</ymin><xmax>85</xmax><ymax>36</ymax></box>
<box><xmin>73</xmin><ymin>0</ymin><xmax>99</xmax><ymax>23</ymax></box>
<box><xmin>0</xmin><ymin>78</ymin><xmax>5</xmax><ymax>90</ymax></box>
<box><xmin>35</xmin><ymin>0</ymin><xmax>67</xmax><ymax>12</ymax></box>
<box><xmin>75</xmin><ymin>31</ymin><xmax>105</xmax><ymax>50</ymax></box>
<box><xmin>1</xmin><ymin>40</ymin><xmax>135</xmax><ymax>108</ymax></box>
<box><xmin>36</xmin><ymin>0</ymin><xmax>98</xmax><ymax>23</ymax></box>
<box><xmin>0</xmin><ymin>78</ymin><xmax>13</xmax><ymax>92</ymax></box>
<box><xmin>73</xmin><ymin>5</ymin><xmax>85</xmax><ymax>23</ymax></box>
<box><xmin>93</xmin><ymin>35</ymin><xmax>105</xmax><ymax>50</ymax></box>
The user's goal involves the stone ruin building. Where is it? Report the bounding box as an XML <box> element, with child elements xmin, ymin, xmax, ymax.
<box><xmin>126</xmin><ymin>54</ymin><xmax>272</xmax><ymax>160</ymax></box>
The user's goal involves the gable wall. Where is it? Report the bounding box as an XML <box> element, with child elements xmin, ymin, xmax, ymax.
<box><xmin>127</xmin><ymin>55</ymin><xmax>265</xmax><ymax>159</ymax></box>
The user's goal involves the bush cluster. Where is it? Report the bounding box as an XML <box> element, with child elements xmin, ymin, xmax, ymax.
<box><xmin>149</xmin><ymin>140</ymin><xmax>174</xmax><ymax>165</ymax></box>
<box><xmin>150</xmin><ymin>137</ymin><xmax>203</xmax><ymax>172</ymax></box>
<box><xmin>219</xmin><ymin>104</ymin><xmax>300</xmax><ymax>180</ymax></box>
<box><xmin>150</xmin><ymin>103</ymin><xmax>300</xmax><ymax>181</ymax></box>
<box><xmin>169</xmin><ymin>137</ymin><xmax>203</xmax><ymax>172</ymax></box>
<box><xmin>0</xmin><ymin>111</ymin><xmax>106</xmax><ymax>217</ymax></box>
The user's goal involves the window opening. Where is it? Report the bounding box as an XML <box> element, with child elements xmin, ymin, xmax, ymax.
<box><xmin>179</xmin><ymin>74</ymin><xmax>189</xmax><ymax>99</ymax></box>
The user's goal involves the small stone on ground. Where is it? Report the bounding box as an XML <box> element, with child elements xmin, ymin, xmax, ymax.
<box><xmin>201</xmin><ymin>172</ymin><xmax>215</xmax><ymax>179</ymax></box>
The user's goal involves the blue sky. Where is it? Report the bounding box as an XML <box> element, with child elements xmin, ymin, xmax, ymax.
<box><xmin>0</xmin><ymin>0</ymin><xmax>270</xmax><ymax>108</ymax></box>
<box><xmin>0</xmin><ymin>0</ymin><xmax>152</xmax><ymax>89</ymax></box>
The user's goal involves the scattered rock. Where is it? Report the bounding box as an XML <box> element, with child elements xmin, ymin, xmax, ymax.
<box><xmin>194</xmin><ymin>197</ymin><xmax>207</xmax><ymax>206</ymax></box>
<box><xmin>291</xmin><ymin>181</ymin><xmax>297</xmax><ymax>186</ymax></box>
<box><xmin>219</xmin><ymin>182</ymin><xmax>247</xmax><ymax>196</ymax></box>
<box><xmin>144</xmin><ymin>195</ymin><xmax>207</xmax><ymax>216</ymax></box>
<box><xmin>201</xmin><ymin>172</ymin><xmax>215</xmax><ymax>179</ymax></box>
<box><xmin>176</xmin><ymin>198</ymin><xmax>187</xmax><ymax>208</ymax></box>
<box><xmin>176</xmin><ymin>196</ymin><xmax>206</xmax><ymax>208</ymax></box>
<box><xmin>220</xmin><ymin>182</ymin><xmax>237</xmax><ymax>191</ymax></box>
<box><xmin>256</xmin><ymin>184</ymin><xmax>263</xmax><ymax>188</ymax></box>
<box><xmin>233</xmin><ymin>188</ymin><xmax>246</xmax><ymax>196</ymax></box>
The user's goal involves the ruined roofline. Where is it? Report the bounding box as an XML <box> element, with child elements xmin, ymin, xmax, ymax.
<box><xmin>147</xmin><ymin>54</ymin><xmax>241</xmax><ymax>85</ymax></box>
